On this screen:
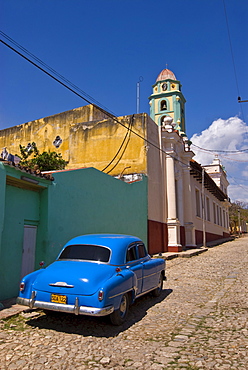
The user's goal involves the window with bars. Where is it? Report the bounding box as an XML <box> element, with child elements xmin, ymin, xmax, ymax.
<box><xmin>195</xmin><ymin>189</ymin><xmax>201</xmax><ymax>217</ymax></box>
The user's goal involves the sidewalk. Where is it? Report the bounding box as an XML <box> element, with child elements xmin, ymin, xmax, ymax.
<box><xmin>153</xmin><ymin>236</ymin><xmax>234</xmax><ymax>260</ymax></box>
<box><xmin>0</xmin><ymin>298</ymin><xmax>25</xmax><ymax>320</ymax></box>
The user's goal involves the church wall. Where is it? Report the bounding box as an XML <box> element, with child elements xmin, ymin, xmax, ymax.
<box><xmin>147</xmin><ymin>116</ymin><xmax>165</xmax><ymax>223</ymax></box>
<box><xmin>147</xmin><ymin>117</ymin><xmax>169</xmax><ymax>253</ymax></box>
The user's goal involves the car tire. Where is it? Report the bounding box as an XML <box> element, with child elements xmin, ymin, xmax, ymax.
<box><xmin>152</xmin><ymin>273</ymin><xmax>163</xmax><ymax>297</ymax></box>
<box><xmin>110</xmin><ymin>293</ymin><xmax>129</xmax><ymax>325</ymax></box>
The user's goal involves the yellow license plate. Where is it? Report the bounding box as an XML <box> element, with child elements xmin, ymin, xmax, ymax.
<box><xmin>51</xmin><ymin>294</ymin><xmax>67</xmax><ymax>304</ymax></box>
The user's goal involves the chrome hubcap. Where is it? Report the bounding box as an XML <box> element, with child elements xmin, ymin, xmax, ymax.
<box><xmin>119</xmin><ymin>295</ymin><xmax>127</xmax><ymax>317</ymax></box>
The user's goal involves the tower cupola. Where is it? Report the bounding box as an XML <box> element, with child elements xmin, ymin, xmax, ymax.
<box><xmin>149</xmin><ymin>68</ymin><xmax>186</xmax><ymax>134</ymax></box>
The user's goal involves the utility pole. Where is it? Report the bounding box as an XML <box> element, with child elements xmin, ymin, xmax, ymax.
<box><xmin>238</xmin><ymin>208</ymin><xmax>241</xmax><ymax>237</ymax></box>
<box><xmin>136</xmin><ymin>76</ymin><xmax>143</xmax><ymax>114</ymax></box>
<box><xmin>202</xmin><ymin>168</ymin><xmax>206</xmax><ymax>247</ymax></box>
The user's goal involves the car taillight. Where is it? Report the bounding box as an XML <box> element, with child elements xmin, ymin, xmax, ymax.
<box><xmin>98</xmin><ymin>290</ymin><xmax>104</xmax><ymax>301</ymax></box>
<box><xmin>20</xmin><ymin>282</ymin><xmax>25</xmax><ymax>292</ymax></box>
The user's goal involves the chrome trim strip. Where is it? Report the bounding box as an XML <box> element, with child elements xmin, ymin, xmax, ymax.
<box><xmin>136</xmin><ymin>277</ymin><xmax>164</xmax><ymax>298</ymax></box>
<box><xmin>136</xmin><ymin>285</ymin><xmax>161</xmax><ymax>298</ymax></box>
<box><xmin>49</xmin><ymin>282</ymin><xmax>74</xmax><ymax>288</ymax></box>
<box><xmin>136</xmin><ymin>288</ymin><xmax>154</xmax><ymax>298</ymax></box>
<box><xmin>108</xmin><ymin>288</ymin><xmax>132</xmax><ymax>299</ymax></box>
<box><xmin>16</xmin><ymin>297</ymin><xmax>114</xmax><ymax>316</ymax></box>
<box><xmin>143</xmin><ymin>272</ymin><xmax>157</xmax><ymax>279</ymax></box>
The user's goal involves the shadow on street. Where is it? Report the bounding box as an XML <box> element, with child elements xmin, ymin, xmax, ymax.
<box><xmin>26</xmin><ymin>288</ymin><xmax>173</xmax><ymax>337</ymax></box>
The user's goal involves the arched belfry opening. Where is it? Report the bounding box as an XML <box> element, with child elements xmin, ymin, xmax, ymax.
<box><xmin>160</xmin><ymin>100</ymin><xmax>167</xmax><ymax>111</ymax></box>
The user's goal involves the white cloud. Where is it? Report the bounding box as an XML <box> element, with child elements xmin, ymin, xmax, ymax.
<box><xmin>241</xmin><ymin>165</ymin><xmax>248</xmax><ymax>179</ymax></box>
<box><xmin>190</xmin><ymin>117</ymin><xmax>248</xmax><ymax>203</ymax></box>
<box><xmin>227</xmin><ymin>183</ymin><xmax>248</xmax><ymax>203</ymax></box>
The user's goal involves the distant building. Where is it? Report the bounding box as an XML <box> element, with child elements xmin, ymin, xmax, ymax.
<box><xmin>0</xmin><ymin>68</ymin><xmax>230</xmax><ymax>255</ymax></box>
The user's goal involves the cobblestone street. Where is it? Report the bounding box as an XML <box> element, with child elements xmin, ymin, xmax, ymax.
<box><xmin>0</xmin><ymin>236</ymin><xmax>247</xmax><ymax>370</ymax></box>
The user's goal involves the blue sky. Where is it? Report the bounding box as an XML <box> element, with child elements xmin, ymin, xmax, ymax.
<box><xmin>1</xmin><ymin>0</ymin><xmax>248</xmax><ymax>202</ymax></box>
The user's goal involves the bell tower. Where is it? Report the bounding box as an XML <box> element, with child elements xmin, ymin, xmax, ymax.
<box><xmin>149</xmin><ymin>68</ymin><xmax>186</xmax><ymax>134</ymax></box>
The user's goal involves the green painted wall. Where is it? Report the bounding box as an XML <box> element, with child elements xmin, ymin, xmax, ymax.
<box><xmin>1</xmin><ymin>186</ymin><xmax>39</xmax><ymax>299</ymax></box>
<box><xmin>0</xmin><ymin>164</ymin><xmax>6</xmax><ymax>298</ymax></box>
<box><xmin>0</xmin><ymin>164</ymin><xmax>147</xmax><ymax>300</ymax></box>
<box><xmin>0</xmin><ymin>163</ymin><xmax>51</xmax><ymax>300</ymax></box>
<box><xmin>43</xmin><ymin>168</ymin><xmax>148</xmax><ymax>264</ymax></box>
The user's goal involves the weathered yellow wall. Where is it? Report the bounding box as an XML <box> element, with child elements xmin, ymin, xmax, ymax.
<box><xmin>0</xmin><ymin>105</ymin><xmax>148</xmax><ymax>176</ymax></box>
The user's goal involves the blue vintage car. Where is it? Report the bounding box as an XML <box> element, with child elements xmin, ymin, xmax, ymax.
<box><xmin>17</xmin><ymin>234</ymin><xmax>166</xmax><ymax>325</ymax></box>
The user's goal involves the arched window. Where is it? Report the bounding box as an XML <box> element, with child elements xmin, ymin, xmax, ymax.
<box><xmin>160</xmin><ymin>100</ymin><xmax>167</xmax><ymax>111</ymax></box>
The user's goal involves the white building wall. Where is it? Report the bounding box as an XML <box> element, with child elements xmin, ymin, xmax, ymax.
<box><xmin>190</xmin><ymin>175</ymin><xmax>230</xmax><ymax>243</ymax></box>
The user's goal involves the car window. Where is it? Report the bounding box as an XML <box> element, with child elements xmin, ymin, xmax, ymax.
<box><xmin>126</xmin><ymin>245</ymin><xmax>137</xmax><ymax>262</ymax></box>
<box><xmin>59</xmin><ymin>244</ymin><xmax>110</xmax><ymax>262</ymax></box>
<box><xmin>137</xmin><ymin>243</ymin><xmax>147</xmax><ymax>258</ymax></box>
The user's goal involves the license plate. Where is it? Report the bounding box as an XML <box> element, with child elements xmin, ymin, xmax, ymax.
<box><xmin>50</xmin><ymin>294</ymin><xmax>67</xmax><ymax>304</ymax></box>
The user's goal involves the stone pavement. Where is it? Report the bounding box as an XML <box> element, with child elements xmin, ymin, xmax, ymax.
<box><xmin>0</xmin><ymin>235</ymin><xmax>247</xmax><ymax>369</ymax></box>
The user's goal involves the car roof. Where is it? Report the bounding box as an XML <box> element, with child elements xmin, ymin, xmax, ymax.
<box><xmin>63</xmin><ymin>234</ymin><xmax>142</xmax><ymax>265</ymax></box>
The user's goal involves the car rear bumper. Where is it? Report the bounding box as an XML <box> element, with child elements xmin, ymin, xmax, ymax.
<box><xmin>17</xmin><ymin>296</ymin><xmax>114</xmax><ymax>316</ymax></box>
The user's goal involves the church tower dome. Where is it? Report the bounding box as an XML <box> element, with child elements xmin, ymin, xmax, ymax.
<box><xmin>149</xmin><ymin>67</ymin><xmax>186</xmax><ymax>134</ymax></box>
<box><xmin>156</xmin><ymin>68</ymin><xmax>177</xmax><ymax>82</ymax></box>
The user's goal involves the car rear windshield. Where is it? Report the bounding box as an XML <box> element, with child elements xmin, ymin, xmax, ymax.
<box><xmin>58</xmin><ymin>244</ymin><xmax>110</xmax><ymax>263</ymax></box>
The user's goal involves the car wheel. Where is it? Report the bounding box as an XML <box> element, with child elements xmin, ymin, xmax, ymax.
<box><xmin>110</xmin><ymin>293</ymin><xmax>129</xmax><ymax>325</ymax></box>
<box><xmin>152</xmin><ymin>273</ymin><xmax>163</xmax><ymax>297</ymax></box>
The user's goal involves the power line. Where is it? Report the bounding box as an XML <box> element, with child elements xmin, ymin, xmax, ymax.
<box><xmin>0</xmin><ymin>34</ymin><xmax>190</xmax><ymax>173</ymax></box>
<box><xmin>218</xmin><ymin>155</ymin><xmax>248</xmax><ymax>163</ymax></box>
<box><xmin>102</xmin><ymin>115</ymin><xmax>134</xmax><ymax>173</ymax></box>
<box><xmin>227</xmin><ymin>173</ymin><xmax>248</xmax><ymax>194</ymax></box>
<box><xmin>0</xmin><ymin>31</ymin><xmax>113</xmax><ymax>115</ymax></box>
<box><xmin>191</xmin><ymin>143</ymin><xmax>248</xmax><ymax>154</ymax></box>
<box><xmin>222</xmin><ymin>0</ymin><xmax>245</xmax><ymax>124</ymax></box>
<box><xmin>222</xmin><ymin>0</ymin><xmax>240</xmax><ymax>97</ymax></box>
<box><xmin>0</xmin><ymin>33</ymin><xmax>137</xmax><ymax>174</ymax></box>
<box><xmin>1</xmin><ymin>32</ymin><xmax>246</xmax><ymax>186</ymax></box>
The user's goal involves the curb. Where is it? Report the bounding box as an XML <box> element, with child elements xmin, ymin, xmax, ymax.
<box><xmin>153</xmin><ymin>247</ymin><xmax>208</xmax><ymax>261</ymax></box>
<box><xmin>0</xmin><ymin>304</ymin><xmax>27</xmax><ymax>320</ymax></box>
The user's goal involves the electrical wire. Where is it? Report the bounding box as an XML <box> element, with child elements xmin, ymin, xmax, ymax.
<box><xmin>227</xmin><ymin>173</ymin><xmax>248</xmax><ymax>194</ymax></box>
<box><xmin>222</xmin><ymin>0</ymin><xmax>246</xmax><ymax>130</ymax></box>
<box><xmin>1</xmin><ymin>32</ymin><xmax>247</xmax><ymax>191</ymax></box>
<box><xmin>106</xmin><ymin>116</ymin><xmax>134</xmax><ymax>174</ymax></box>
<box><xmin>1</xmin><ymin>35</ymin><xmax>188</xmax><ymax>172</ymax></box>
<box><xmin>218</xmin><ymin>155</ymin><xmax>248</xmax><ymax>163</ymax></box>
<box><xmin>191</xmin><ymin>143</ymin><xmax>248</xmax><ymax>153</ymax></box>
<box><xmin>102</xmin><ymin>115</ymin><xmax>134</xmax><ymax>173</ymax></box>
<box><xmin>222</xmin><ymin>0</ymin><xmax>241</xmax><ymax>99</ymax></box>
<box><xmin>1</xmin><ymin>33</ymin><xmax>137</xmax><ymax>175</ymax></box>
<box><xmin>0</xmin><ymin>31</ymin><xmax>113</xmax><ymax>115</ymax></box>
